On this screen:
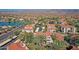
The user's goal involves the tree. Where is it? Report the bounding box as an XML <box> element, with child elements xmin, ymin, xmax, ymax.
<box><xmin>66</xmin><ymin>18</ymin><xmax>79</xmax><ymax>33</ymax></box>
<box><xmin>14</xmin><ymin>30</ymin><xmax>21</xmax><ymax>36</ymax></box>
<box><xmin>75</xmin><ymin>39</ymin><xmax>79</xmax><ymax>46</ymax></box>
<box><xmin>51</xmin><ymin>34</ymin><xmax>68</xmax><ymax>49</ymax></box>
<box><xmin>44</xmin><ymin>43</ymin><xmax>54</xmax><ymax>50</ymax></box>
<box><xmin>55</xmin><ymin>25</ymin><xmax>61</xmax><ymax>32</ymax></box>
<box><xmin>64</xmin><ymin>35</ymin><xmax>71</xmax><ymax>43</ymax></box>
<box><xmin>73</xmin><ymin>36</ymin><xmax>79</xmax><ymax>46</ymax></box>
<box><xmin>53</xmin><ymin>39</ymin><xmax>68</xmax><ymax>50</ymax></box>
<box><xmin>8</xmin><ymin>17</ymin><xmax>12</xmax><ymax>23</ymax></box>
<box><xmin>19</xmin><ymin>32</ymin><xmax>34</xmax><ymax>43</ymax></box>
<box><xmin>26</xmin><ymin>32</ymin><xmax>34</xmax><ymax>43</ymax></box>
<box><xmin>27</xmin><ymin>35</ymin><xmax>46</xmax><ymax>50</ymax></box>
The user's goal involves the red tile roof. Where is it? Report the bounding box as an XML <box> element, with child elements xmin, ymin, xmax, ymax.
<box><xmin>34</xmin><ymin>32</ymin><xmax>52</xmax><ymax>37</ymax></box>
<box><xmin>55</xmin><ymin>33</ymin><xmax>64</xmax><ymax>41</ymax></box>
<box><xmin>60</xmin><ymin>19</ymin><xmax>75</xmax><ymax>28</ymax></box>
<box><xmin>71</xmin><ymin>34</ymin><xmax>79</xmax><ymax>39</ymax></box>
<box><xmin>72</xmin><ymin>46</ymin><xmax>79</xmax><ymax>50</ymax></box>
<box><xmin>24</xmin><ymin>25</ymin><xmax>33</xmax><ymax>30</ymax></box>
<box><xmin>47</xmin><ymin>24</ymin><xmax>56</xmax><ymax>31</ymax></box>
<box><xmin>61</xmin><ymin>16</ymin><xmax>66</xmax><ymax>19</ymax></box>
<box><xmin>34</xmin><ymin>32</ymin><xmax>44</xmax><ymax>36</ymax></box>
<box><xmin>44</xmin><ymin>32</ymin><xmax>52</xmax><ymax>37</ymax></box>
<box><xmin>8</xmin><ymin>41</ymin><xmax>28</xmax><ymax>50</ymax></box>
<box><xmin>61</xmin><ymin>24</ymin><xmax>74</xmax><ymax>28</ymax></box>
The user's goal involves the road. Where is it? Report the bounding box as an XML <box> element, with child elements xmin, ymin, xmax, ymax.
<box><xmin>0</xmin><ymin>26</ymin><xmax>22</xmax><ymax>40</ymax></box>
<box><xmin>0</xmin><ymin>36</ymin><xmax>18</xmax><ymax>50</ymax></box>
<box><xmin>0</xmin><ymin>26</ymin><xmax>23</xmax><ymax>49</ymax></box>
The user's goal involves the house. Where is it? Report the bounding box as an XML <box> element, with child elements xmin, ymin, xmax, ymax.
<box><xmin>7</xmin><ymin>41</ymin><xmax>28</xmax><ymax>50</ymax></box>
<box><xmin>44</xmin><ymin>32</ymin><xmax>53</xmax><ymax>44</ymax></box>
<box><xmin>19</xmin><ymin>18</ymin><xmax>24</xmax><ymax>21</ymax></box>
<box><xmin>35</xmin><ymin>27</ymin><xmax>40</xmax><ymax>32</ymax></box>
<box><xmin>70</xmin><ymin>34</ymin><xmax>79</xmax><ymax>46</ymax></box>
<box><xmin>71</xmin><ymin>34</ymin><xmax>79</xmax><ymax>39</ymax></box>
<box><xmin>34</xmin><ymin>32</ymin><xmax>53</xmax><ymax>44</ymax></box>
<box><xmin>2</xmin><ymin>26</ymin><xmax>8</xmax><ymax>29</ymax></box>
<box><xmin>55</xmin><ymin>33</ymin><xmax>64</xmax><ymax>41</ymax></box>
<box><xmin>72</xmin><ymin>46</ymin><xmax>79</xmax><ymax>50</ymax></box>
<box><xmin>60</xmin><ymin>18</ymin><xmax>67</xmax><ymax>25</ymax></box>
<box><xmin>60</xmin><ymin>18</ymin><xmax>76</xmax><ymax>33</ymax></box>
<box><xmin>47</xmin><ymin>24</ymin><xmax>56</xmax><ymax>33</ymax></box>
<box><xmin>34</xmin><ymin>32</ymin><xmax>52</xmax><ymax>37</ymax></box>
<box><xmin>22</xmin><ymin>25</ymin><xmax>33</xmax><ymax>33</ymax></box>
<box><xmin>49</xmin><ymin>20</ymin><xmax>55</xmax><ymax>24</ymax></box>
<box><xmin>60</xmin><ymin>24</ymin><xmax>76</xmax><ymax>33</ymax></box>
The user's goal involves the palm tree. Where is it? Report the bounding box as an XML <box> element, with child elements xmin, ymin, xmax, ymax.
<box><xmin>19</xmin><ymin>32</ymin><xmax>34</xmax><ymax>43</ymax></box>
<box><xmin>34</xmin><ymin>35</ymin><xmax>46</xmax><ymax>45</ymax></box>
<box><xmin>8</xmin><ymin>17</ymin><xmax>12</xmax><ymax>23</ymax></box>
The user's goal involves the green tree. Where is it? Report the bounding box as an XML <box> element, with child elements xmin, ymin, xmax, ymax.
<box><xmin>75</xmin><ymin>39</ymin><xmax>79</xmax><ymax>46</ymax></box>
<box><xmin>26</xmin><ymin>32</ymin><xmax>34</xmax><ymax>43</ymax></box>
<box><xmin>8</xmin><ymin>17</ymin><xmax>12</xmax><ymax>23</ymax></box>
<box><xmin>64</xmin><ymin>35</ymin><xmax>71</xmax><ymax>43</ymax></box>
<box><xmin>14</xmin><ymin>30</ymin><xmax>21</xmax><ymax>36</ymax></box>
<box><xmin>33</xmin><ymin>35</ymin><xmax>46</xmax><ymax>45</ymax></box>
<box><xmin>19</xmin><ymin>32</ymin><xmax>34</xmax><ymax>43</ymax></box>
<box><xmin>51</xmin><ymin>35</ymin><xmax>68</xmax><ymax>49</ymax></box>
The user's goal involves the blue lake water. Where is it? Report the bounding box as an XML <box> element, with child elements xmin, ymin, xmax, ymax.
<box><xmin>0</xmin><ymin>22</ymin><xmax>23</xmax><ymax>26</ymax></box>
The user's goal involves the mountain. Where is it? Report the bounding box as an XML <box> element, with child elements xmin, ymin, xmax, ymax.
<box><xmin>0</xmin><ymin>9</ymin><xmax>79</xmax><ymax>14</ymax></box>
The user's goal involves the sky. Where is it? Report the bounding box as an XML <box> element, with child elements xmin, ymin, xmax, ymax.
<box><xmin>0</xmin><ymin>0</ymin><xmax>79</xmax><ymax>9</ymax></box>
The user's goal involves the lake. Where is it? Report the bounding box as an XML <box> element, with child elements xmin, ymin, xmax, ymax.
<box><xmin>0</xmin><ymin>22</ymin><xmax>25</xmax><ymax>26</ymax></box>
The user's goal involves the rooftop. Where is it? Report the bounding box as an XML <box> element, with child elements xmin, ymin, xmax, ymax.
<box><xmin>34</xmin><ymin>32</ymin><xmax>52</xmax><ymax>37</ymax></box>
<box><xmin>24</xmin><ymin>25</ymin><xmax>33</xmax><ymax>30</ymax></box>
<box><xmin>55</xmin><ymin>33</ymin><xmax>64</xmax><ymax>41</ymax></box>
<box><xmin>7</xmin><ymin>41</ymin><xmax>28</xmax><ymax>50</ymax></box>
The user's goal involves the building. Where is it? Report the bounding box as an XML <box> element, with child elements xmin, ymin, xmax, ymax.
<box><xmin>47</xmin><ymin>24</ymin><xmax>56</xmax><ymax>33</ymax></box>
<box><xmin>60</xmin><ymin>18</ymin><xmax>76</xmax><ymax>33</ymax></box>
<box><xmin>19</xmin><ymin>18</ymin><xmax>24</xmax><ymax>21</ymax></box>
<box><xmin>34</xmin><ymin>32</ymin><xmax>44</xmax><ymax>36</ymax></box>
<box><xmin>44</xmin><ymin>32</ymin><xmax>53</xmax><ymax>44</ymax></box>
<box><xmin>55</xmin><ymin>33</ymin><xmax>64</xmax><ymax>41</ymax></box>
<box><xmin>60</xmin><ymin>24</ymin><xmax>76</xmax><ymax>33</ymax></box>
<box><xmin>22</xmin><ymin>25</ymin><xmax>33</xmax><ymax>33</ymax></box>
<box><xmin>7</xmin><ymin>41</ymin><xmax>28</xmax><ymax>50</ymax></box>
<box><xmin>34</xmin><ymin>32</ymin><xmax>53</xmax><ymax>44</ymax></box>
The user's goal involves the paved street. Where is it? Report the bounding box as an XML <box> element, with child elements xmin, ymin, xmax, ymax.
<box><xmin>0</xmin><ymin>26</ymin><xmax>23</xmax><ymax>48</ymax></box>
